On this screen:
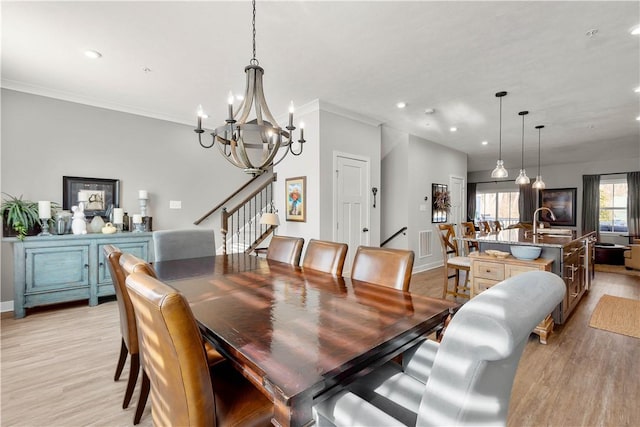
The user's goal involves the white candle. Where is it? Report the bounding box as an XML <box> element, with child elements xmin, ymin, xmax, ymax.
<box><xmin>132</xmin><ymin>214</ymin><xmax>142</xmax><ymax>224</ymax></box>
<box><xmin>38</xmin><ymin>201</ymin><xmax>51</xmax><ymax>219</ymax></box>
<box><xmin>138</xmin><ymin>190</ymin><xmax>148</xmax><ymax>199</ymax></box>
<box><xmin>113</xmin><ymin>208</ymin><xmax>124</xmax><ymax>224</ymax></box>
<box><xmin>77</xmin><ymin>192</ymin><xmax>89</xmax><ymax>202</ymax></box>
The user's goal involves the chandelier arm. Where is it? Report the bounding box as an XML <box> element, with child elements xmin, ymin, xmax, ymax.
<box><xmin>214</xmin><ymin>135</ymin><xmax>233</xmax><ymax>158</ymax></box>
<box><xmin>198</xmin><ymin>132</ymin><xmax>215</xmax><ymax>149</ymax></box>
<box><xmin>289</xmin><ymin>140</ymin><xmax>304</xmax><ymax>156</ymax></box>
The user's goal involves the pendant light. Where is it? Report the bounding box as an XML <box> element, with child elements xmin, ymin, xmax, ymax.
<box><xmin>490</xmin><ymin>91</ymin><xmax>508</xmax><ymax>178</ymax></box>
<box><xmin>515</xmin><ymin>111</ymin><xmax>530</xmax><ymax>185</ymax></box>
<box><xmin>532</xmin><ymin>125</ymin><xmax>546</xmax><ymax>189</ymax></box>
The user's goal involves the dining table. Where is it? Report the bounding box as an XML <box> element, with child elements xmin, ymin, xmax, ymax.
<box><xmin>154</xmin><ymin>253</ymin><xmax>458</xmax><ymax>427</ymax></box>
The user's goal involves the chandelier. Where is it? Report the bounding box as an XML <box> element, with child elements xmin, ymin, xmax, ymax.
<box><xmin>194</xmin><ymin>0</ymin><xmax>305</xmax><ymax>175</ymax></box>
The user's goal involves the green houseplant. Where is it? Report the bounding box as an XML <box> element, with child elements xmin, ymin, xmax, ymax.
<box><xmin>1</xmin><ymin>193</ymin><xmax>41</xmax><ymax>240</ymax></box>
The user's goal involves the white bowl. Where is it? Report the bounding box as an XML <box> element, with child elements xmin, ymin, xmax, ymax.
<box><xmin>510</xmin><ymin>245</ymin><xmax>542</xmax><ymax>260</ymax></box>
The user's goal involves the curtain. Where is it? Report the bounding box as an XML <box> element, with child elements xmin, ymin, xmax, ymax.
<box><xmin>627</xmin><ymin>171</ymin><xmax>640</xmax><ymax>239</ymax></box>
<box><xmin>582</xmin><ymin>174</ymin><xmax>600</xmax><ymax>237</ymax></box>
<box><xmin>467</xmin><ymin>183</ymin><xmax>476</xmax><ymax>222</ymax></box>
<box><xmin>519</xmin><ymin>183</ymin><xmax>536</xmax><ymax>223</ymax></box>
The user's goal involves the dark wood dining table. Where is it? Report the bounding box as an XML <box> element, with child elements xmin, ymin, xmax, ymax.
<box><xmin>154</xmin><ymin>253</ymin><xmax>458</xmax><ymax>427</ymax></box>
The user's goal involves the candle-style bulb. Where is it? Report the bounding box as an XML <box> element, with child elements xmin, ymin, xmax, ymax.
<box><xmin>197</xmin><ymin>104</ymin><xmax>208</xmax><ymax>118</ymax></box>
<box><xmin>289</xmin><ymin>101</ymin><xmax>295</xmax><ymax>114</ymax></box>
<box><xmin>227</xmin><ymin>91</ymin><xmax>235</xmax><ymax>105</ymax></box>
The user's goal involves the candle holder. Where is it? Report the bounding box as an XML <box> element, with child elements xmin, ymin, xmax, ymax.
<box><xmin>37</xmin><ymin>201</ymin><xmax>52</xmax><ymax>236</ymax></box>
<box><xmin>38</xmin><ymin>218</ymin><xmax>52</xmax><ymax>236</ymax></box>
<box><xmin>139</xmin><ymin>198</ymin><xmax>148</xmax><ymax>218</ymax></box>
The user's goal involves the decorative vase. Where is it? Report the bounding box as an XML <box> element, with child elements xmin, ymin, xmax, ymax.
<box><xmin>89</xmin><ymin>216</ymin><xmax>105</xmax><ymax>233</ymax></box>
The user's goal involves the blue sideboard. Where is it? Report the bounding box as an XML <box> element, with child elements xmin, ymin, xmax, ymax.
<box><xmin>5</xmin><ymin>232</ymin><xmax>153</xmax><ymax>318</ymax></box>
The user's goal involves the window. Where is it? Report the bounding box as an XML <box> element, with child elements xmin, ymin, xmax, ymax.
<box><xmin>475</xmin><ymin>190</ymin><xmax>520</xmax><ymax>227</ymax></box>
<box><xmin>599</xmin><ymin>179</ymin><xmax>628</xmax><ymax>233</ymax></box>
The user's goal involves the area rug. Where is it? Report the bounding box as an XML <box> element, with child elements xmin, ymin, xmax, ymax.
<box><xmin>594</xmin><ymin>264</ymin><xmax>640</xmax><ymax>277</ymax></box>
<box><xmin>589</xmin><ymin>295</ymin><xmax>640</xmax><ymax>339</ymax></box>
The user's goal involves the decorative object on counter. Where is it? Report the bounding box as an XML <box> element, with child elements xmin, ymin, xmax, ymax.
<box><xmin>54</xmin><ymin>210</ymin><xmax>72</xmax><ymax>235</ymax></box>
<box><xmin>432</xmin><ymin>183</ymin><xmax>449</xmax><ymax>223</ymax></box>
<box><xmin>285</xmin><ymin>176</ymin><xmax>306</xmax><ymax>222</ymax></box>
<box><xmin>510</xmin><ymin>245</ymin><xmax>542</xmax><ymax>260</ymax></box>
<box><xmin>37</xmin><ymin>201</ymin><xmax>52</xmax><ymax>236</ymax></box>
<box><xmin>112</xmin><ymin>208</ymin><xmax>124</xmax><ymax>232</ymax></box>
<box><xmin>63</xmin><ymin>176</ymin><xmax>120</xmax><ymax>220</ymax></box>
<box><xmin>1</xmin><ymin>193</ymin><xmax>41</xmax><ymax>240</ymax></box>
<box><xmin>71</xmin><ymin>205</ymin><xmax>87</xmax><ymax>235</ymax></box>
<box><xmin>490</xmin><ymin>91</ymin><xmax>509</xmax><ymax>178</ymax></box>
<box><xmin>122</xmin><ymin>212</ymin><xmax>130</xmax><ymax>231</ymax></box>
<box><xmin>101</xmin><ymin>222</ymin><xmax>117</xmax><ymax>234</ymax></box>
<box><xmin>539</xmin><ymin>188</ymin><xmax>577</xmax><ymax>226</ymax></box>
<box><xmin>89</xmin><ymin>215</ymin><xmax>105</xmax><ymax>233</ymax></box>
<box><xmin>194</xmin><ymin>0</ymin><xmax>305</xmax><ymax>176</ymax></box>
<box><xmin>485</xmin><ymin>249</ymin><xmax>510</xmax><ymax>258</ymax></box>
<box><xmin>132</xmin><ymin>214</ymin><xmax>144</xmax><ymax>232</ymax></box>
<box><xmin>532</xmin><ymin>125</ymin><xmax>546</xmax><ymax>189</ymax></box>
<box><xmin>138</xmin><ymin>190</ymin><xmax>153</xmax><ymax>231</ymax></box>
<box><xmin>515</xmin><ymin>111</ymin><xmax>530</xmax><ymax>185</ymax></box>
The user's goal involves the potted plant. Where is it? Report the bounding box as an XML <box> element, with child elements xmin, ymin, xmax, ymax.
<box><xmin>1</xmin><ymin>193</ymin><xmax>41</xmax><ymax>240</ymax></box>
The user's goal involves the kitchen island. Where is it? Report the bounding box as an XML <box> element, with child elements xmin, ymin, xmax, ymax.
<box><xmin>462</xmin><ymin>229</ymin><xmax>596</xmax><ymax>324</ymax></box>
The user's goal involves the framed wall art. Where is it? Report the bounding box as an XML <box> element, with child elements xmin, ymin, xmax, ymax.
<box><xmin>285</xmin><ymin>176</ymin><xmax>306</xmax><ymax>222</ymax></box>
<box><xmin>432</xmin><ymin>183</ymin><xmax>449</xmax><ymax>223</ymax></box>
<box><xmin>539</xmin><ymin>187</ymin><xmax>577</xmax><ymax>226</ymax></box>
<box><xmin>63</xmin><ymin>176</ymin><xmax>120</xmax><ymax>219</ymax></box>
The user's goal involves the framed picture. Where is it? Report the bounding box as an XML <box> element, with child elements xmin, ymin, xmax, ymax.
<box><xmin>63</xmin><ymin>176</ymin><xmax>120</xmax><ymax>219</ymax></box>
<box><xmin>432</xmin><ymin>183</ymin><xmax>449</xmax><ymax>223</ymax></box>
<box><xmin>285</xmin><ymin>176</ymin><xmax>306</xmax><ymax>222</ymax></box>
<box><xmin>539</xmin><ymin>187</ymin><xmax>577</xmax><ymax>226</ymax></box>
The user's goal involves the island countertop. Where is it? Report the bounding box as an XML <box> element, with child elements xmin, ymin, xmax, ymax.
<box><xmin>461</xmin><ymin>228</ymin><xmax>593</xmax><ymax>248</ymax></box>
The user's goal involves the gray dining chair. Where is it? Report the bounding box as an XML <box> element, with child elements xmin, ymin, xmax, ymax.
<box><xmin>313</xmin><ymin>271</ymin><xmax>566</xmax><ymax>427</ymax></box>
<box><xmin>153</xmin><ymin>229</ymin><xmax>216</xmax><ymax>262</ymax></box>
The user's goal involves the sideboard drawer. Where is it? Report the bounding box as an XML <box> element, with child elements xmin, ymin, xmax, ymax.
<box><xmin>473</xmin><ymin>261</ymin><xmax>505</xmax><ymax>281</ymax></box>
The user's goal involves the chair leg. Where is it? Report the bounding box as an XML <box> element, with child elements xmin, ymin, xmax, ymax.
<box><xmin>442</xmin><ymin>266</ymin><xmax>449</xmax><ymax>298</ymax></box>
<box><xmin>134</xmin><ymin>370</ymin><xmax>150</xmax><ymax>425</ymax></box>
<box><xmin>454</xmin><ymin>269</ymin><xmax>461</xmax><ymax>297</ymax></box>
<box><xmin>123</xmin><ymin>353</ymin><xmax>140</xmax><ymax>409</ymax></box>
<box><xmin>114</xmin><ymin>338</ymin><xmax>127</xmax><ymax>381</ymax></box>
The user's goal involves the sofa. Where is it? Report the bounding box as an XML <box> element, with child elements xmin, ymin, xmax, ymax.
<box><xmin>624</xmin><ymin>239</ymin><xmax>640</xmax><ymax>270</ymax></box>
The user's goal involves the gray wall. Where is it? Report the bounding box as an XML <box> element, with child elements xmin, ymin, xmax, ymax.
<box><xmin>1</xmin><ymin>89</ymin><xmax>248</xmax><ymax>303</ymax></box>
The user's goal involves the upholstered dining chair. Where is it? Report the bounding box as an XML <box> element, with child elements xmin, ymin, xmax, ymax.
<box><xmin>266</xmin><ymin>235</ymin><xmax>305</xmax><ymax>265</ymax></box>
<box><xmin>125</xmin><ymin>272</ymin><xmax>273</xmax><ymax>427</ymax></box>
<box><xmin>350</xmin><ymin>246</ymin><xmax>415</xmax><ymax>292</ymax></box>
<box><xmin>437</xmin><ymin>224</ymin><xmax>470</xmax><ymax>299</ymax></box>
<box><xmin>301</xmin><ymin>239</ymin><xmax>348</xmax><ymax>276</ymax></box>
<box><xmin>153</xmin><ymin>228</ymin><xmax>216</xmax><ymax>262</ymax></box>
<box><xmin>103</xmin><ymin>245</ymin><xmax>141</xmax><ymax>410</ymax></box>
<box><xmin>313</xmin><ymin>271</ymin><xmax>566</xmax><ymax>427</ymax></box>
<box><xmin>118</xmin><ymin>252</ymin><xmax>224</xmax><ymax>425</ymax></box>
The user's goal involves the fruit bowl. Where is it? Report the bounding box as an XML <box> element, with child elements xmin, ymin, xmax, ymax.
<box><xmin>510</xmin><ymin>245</ymin><xmax>542</xmax><ymax>260</ymax></box>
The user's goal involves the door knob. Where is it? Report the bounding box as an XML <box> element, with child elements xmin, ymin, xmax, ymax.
<box><xmin>362</xmin><ymin>228</ymin><xmax>369</xmax><ymax>232</ymax></box>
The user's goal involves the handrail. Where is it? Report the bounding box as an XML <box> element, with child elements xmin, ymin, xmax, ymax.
<box><xmin>222</xmin><ymin>173</ymin><xmax>277</xmax><ymax>219</ymax></box>
<box><xmin>194</xmin><ymin>174</ymin><xmax>263</xmax><ymax>225</ymax></box>
<box><xmin>381</xmin><ymin>226</ymin><xmax>408</xmax><ymax>247</ymax></box>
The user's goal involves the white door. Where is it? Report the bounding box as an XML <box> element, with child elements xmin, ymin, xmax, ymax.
<box><xmin>335</xmin><ymin>154</ymin><xmax>370</xmax><ymax>275</ymax></box>
<box><xmin>450</xmin><ymin>176</ymin><xmax>465</xmax><ymax>228</ymax></box>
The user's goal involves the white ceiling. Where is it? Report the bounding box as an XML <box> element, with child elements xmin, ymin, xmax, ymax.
<box><xmin>2</xmin><ymin>1</ymin><xmax>639</xmax><ymax>172</ymax></box>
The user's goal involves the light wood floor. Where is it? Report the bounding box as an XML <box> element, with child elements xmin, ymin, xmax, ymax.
<box><xmin>1</xmin><ymin>268</ymin><xmax>638</xmax><ymax>426</ymax></box>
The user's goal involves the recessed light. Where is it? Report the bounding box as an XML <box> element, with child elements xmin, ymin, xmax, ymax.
<box><xmin>449</xmin><ymin>127</ymin><xmax>457</xmax><ymax>132</ymax></box>
<box><xmin>396</xmin><ymin>102</ymin><xmax>407</xmax><ymax>109</ymax></box>
<box><xmin>424</xmin><ymin>108</ymin><xmax>435</xmax><ymax>114</ymax></box>
<box><xmin>84</xmin><ymin>50</ymin><xmax>102</xmax><ymax>59</ymax></box>
<box><xmin>636</xmin><ymin>116</ymin><xmax>640</xmax><ymax>121</ymax></box>
<box><xmin>635</xmin><ymin>86</ymin><xmax>640</xmax><ymax>93</ymax></box>
<box><xmin>631</xmin><ymin>25</ymin><xmax>640</xmax><ymax>35</ymax></box>
<box><xmin>481</xmin><ymin>140</ymin><xmax>488</xmax><ymax>145</ymax></box>
<box><xmin>585</xmin><ymin>29</ymin><xmax>598</xmax><ymax>38</ymax></box>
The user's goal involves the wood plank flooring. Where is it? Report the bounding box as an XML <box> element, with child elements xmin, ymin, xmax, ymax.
<box><xmin>1</xmin><ymin>267</ymin><xmax>638</xmax><ymax>426</ymax></box>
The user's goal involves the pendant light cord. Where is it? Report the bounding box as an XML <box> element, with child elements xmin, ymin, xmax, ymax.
<box><xmin>521</xmin><ymin>114</ymin><xmax>525</xmax><ymax>168</ymax></box>
<box><xmin>537</xmin><ymin>128</ymin><xmax>541</xmax><ymax>176</ymax></box>
<box><xmin>499</xmin><ymin>96</ymin><xmax>503</xmax><ymax>159</ymax></box>
<box><xmin>251</xmin><ymin>0</ymin><xmax>258</xmax><ymax>65</ymax></box>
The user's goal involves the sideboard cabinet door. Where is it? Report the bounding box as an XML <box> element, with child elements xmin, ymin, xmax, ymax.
<box><xmin>96</xmin><ymin>240</ymin><xmax>150</xmax><ymax>297</ymax></box>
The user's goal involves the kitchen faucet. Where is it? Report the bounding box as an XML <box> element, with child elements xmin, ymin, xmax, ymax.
<box><xmin>533</xmin><ymin>207</ymin><xmax>556</xmax><ymax>235</ymax></box>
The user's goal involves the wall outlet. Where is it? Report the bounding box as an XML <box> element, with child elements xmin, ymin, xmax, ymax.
<box><xmin>169</xmin><ymin>200</ymin><xmax>182</xmax><ymax>209</ymax></box>
<box><xmin>419</xmin><ymin>204</ymin><xmax>427</xmax><ymax>212</ymax></box>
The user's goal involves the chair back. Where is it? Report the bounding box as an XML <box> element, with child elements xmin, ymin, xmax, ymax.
<box><xmin>493</xmin><ymin>220</ymin><xmax>503</xmax><ymax>232</ymax></box>
<box><xmin>120</xmin><ymin>252</ymin><xmax>157</xmax><ymax>278</ymax></box>
<box><xmin>350</xmin><ymin>246</ymin><xmax>414</xmax><ymax>291</ymax></box>
<box><xmin>416</xmin><ymin>271</ymin><xmax>566</xmax><ymax>426</ymax></box>
<box><xmin>480</xmin><ymin>221</ymin><xmax>491</xmax><ymax>233</ymax></box>
<box><xmin>437</xmin><ymin>223</ymin><xmax>461</xmax><ymax>258</ymax></box>
<box><xmin>302</xmin><ymin>239</ymin><xmax>348</xmax><ymax>276</ymax></box>
<box><xmin>266</xmin><ymin>235</ymin><xmax>305</xmax><ymax>265</ymax></box>
<box><xmin>125</xmin><ymin>272</ymin><xmax>214</xmax><ymax>426</ymax></box>
<box><xmin>460</xmin><ymin>222</ymin><xmax>478</xmax><ymax>253</ymax></box>
<box><xmin>153</xmin><ymin>229</ymin><xmax>215</xmax><ymax>262</ymax></box>
<box><xmin>103</xmin><ymin>245</ymin><xmax>138</xmax><ymax>355</ymax></box>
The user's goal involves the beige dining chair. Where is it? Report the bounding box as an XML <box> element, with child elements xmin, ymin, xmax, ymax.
<box><xmin>118</xmin><ymin>252</ymin><xmax>224</xmax><ymax>424</ymax></box>
<box><xmin>350</xmin><ymin>246</ymin><xmax>415</xmax><ymax>292</ymax></box>
<box><xmin>125</xmin><ymin>272</ymin><xmax>273</xmax><ymax>426</ymax></box>
<box><xmin>437</xmin><ymin>224</ymin><xmax>470</xmax><ymax>299</ymax></box>
<box><xmin>302</xmin><ymin>239</ymin><xmax>348</xmax><ymax>276</ymax></box>
<box><xmin>266</xmin><ymin>235</ymin><xmax>305</xmax><ymax>265</ymax></box>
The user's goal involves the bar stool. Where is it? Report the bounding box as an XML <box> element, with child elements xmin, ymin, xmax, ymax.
<box><xmin>437</xmin><ymin>224</ymin><xmax>470</xmax><ymax>299</ymax></box>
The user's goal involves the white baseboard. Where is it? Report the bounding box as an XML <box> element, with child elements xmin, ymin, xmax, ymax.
<box><xmin>1</xmin><ymin>300</ymin><xmax>14</xmax><ymax>313</ymax></box>
<box><xmin>412</xmin><ymin>261</ymin><xmax>443</xmax><ymax>274</ymax></box>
